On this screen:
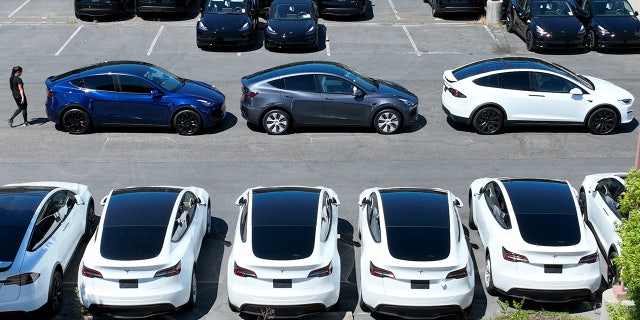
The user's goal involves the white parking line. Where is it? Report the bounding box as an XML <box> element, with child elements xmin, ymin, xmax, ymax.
<box><xmin>326</xmin><ymin>33</ymin><xmax>331</xmax><ymax>56</ymax></box>
<box><xmin>55</xmin><ymin>25</ymin><xmax>83</xmax><ymax>56</ymax></box>
<box><xmin>402</xmin><ymin>25</ymin><xmax>421</xmax><ymax>56</ymax></box>
<box><xmin>483</xmin><ymin>25</ymin><xmax>499</xmax><ymax>44</ymax></box>
<box><xmin>386</xmin><ymin>0</ymin><xmax>401</xmax><ymax>20</ymax></box>
<box><xmin>8</xmin><ymin>0</ymin><xmax>31</xmax><ymax>18</ymax></box>
<box><xmin>147</xmin><ymin>25</ymin><xmax>165</xmax><ymax>56</ymax></box>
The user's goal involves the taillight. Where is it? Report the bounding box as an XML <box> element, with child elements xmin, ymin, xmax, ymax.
<box><xmin>308</xmin><ymin>262</ymin><xmax>332</xmax><ymax>278</ymax></box>
<box><xmin>234</xmin><ymin>262</ymin><xmax>257</xmax><ymax>278</ymax></box>
<box><xmin>502</xmin><ymin>247</ymin><xmax>529</xmax><ymax>263</ymax></box>
<box><xmin>3</xmin><ymin>273</ymin><xmax>40</xmax><ymax>286</ymax></box>
<box><xmin>579</xmin><ymin>252</ymin><xmax>598</xmax><ymax>264</ymax></box>
<box><xmin>447</xmin><ymin>87</ymin><xmax>467</xmax><ymax>98</ymax></box>
<box><xmin>81</xmin><ymin>266</ymin><xmax>103</xmax><ymax>278</ymax></box>
<box><xmin>154</xmin><ymin>261</ymin><xmax>181</xmax><ymax>278</ymax></box>
<box><xmin>244</xmin><ymin>91</ymin><xmax>258</xmax><ymax>98</ymax></box>
<box><xmin>370</xmin><ymin>262</ymin><xmax>395</xmax><ymax>279</ymax></box>
<box><xmin>446</xmin><ymin>265</ymin><xmax>469</xmax><ymax>279</ymax></box>
<box><xmin>47</xmin><ymin>91</ymin><xmax>56</xmax><ymax>98</ymax></box>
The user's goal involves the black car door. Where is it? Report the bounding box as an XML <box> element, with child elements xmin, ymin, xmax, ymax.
<box><xmin>513</xmin><ymin>0</ymin><xmax>531</xmax><ymax>35</ymax></box>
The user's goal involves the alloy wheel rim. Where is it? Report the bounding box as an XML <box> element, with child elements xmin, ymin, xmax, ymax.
<box><xmin>266</xmin><ymin>113</ymin><xmax>287</xmax><ymax>134</ymax></box>
<box><xmin>476</xmin><ymin>109</ymin><xmax>501</xmax><ymax>133</ymax></box>
<box><xmin>176</xmin><ymin>112</ymin><xmax>199</xmax><ymax>134</ymax></box>
<box><xmin>52</xmin><ymin>273</ymin><xmax>63</xmax><ymax>311</ymax></box>
<box><xmin>67</xmin><ymin>111</ymin><xmax>88</xmax><ymax>133</ymax></box>
<box><xmin>484</xmin><ymin>258</ymin><xmax>492</xmax><ymax>288</ymax></box>
<box><xmin>591</xmin><ymin>110</ymin><xmax>616</xmax><ymax>134</ymax></box>
<box><xmin>377</xmin><ymin>112</ymin><xmax>399</xmax><ymax>133</ymax></box>
<box><xmin>192</xmin><ymin>272</ymin><xmax>197</xmax><ymax>304</ymax></box>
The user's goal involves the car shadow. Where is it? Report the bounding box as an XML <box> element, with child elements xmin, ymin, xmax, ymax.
<box><xmin>463</xmin><ymin>225</ymin><xmax>489</xmax><ymax>320</ymax></box>
<box><xmin>320</xmin><ymin>0</ymin><xmax>374</xmax><ymax>22</ymax></box>
<box><xmin>445</xmin><ymin>116</ymin><xmax>639</xmax><ymax>135</ymax></box>
<box><xmin>137</xmin><ymin>1</ymin><xmax>203</xmax><ymax>21</ymax></box>
<box><xmin>337</xmin><ymin>218</ymin><xmax>359</xmax><ymax>313</ymax></box>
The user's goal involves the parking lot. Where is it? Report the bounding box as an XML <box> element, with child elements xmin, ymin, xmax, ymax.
<box><xmin>1</xmin><ymin>0</ymin><xmax>640</xmax><ymax>319</ymax></box>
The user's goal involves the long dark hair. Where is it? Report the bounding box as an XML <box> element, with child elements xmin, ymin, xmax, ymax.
<box><xmin>10</xmin><ymin>66</ymin><xmax>22</xmax><ymax>90</ymax></box>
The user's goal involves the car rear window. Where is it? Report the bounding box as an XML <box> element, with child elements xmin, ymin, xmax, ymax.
<box><xmin>380</xmin><ymin>190</ymin><xmax>451</xmax><ymax>261</ymax></box>
<box><xmin>251</xmin><ymin>188</ymin><xmax>319</xmax><ymax>260</ymax></box>
<box><xmin>100</xmin><ymin>187</ymin><xmax>180</xmax><ymax>261</ymax></box>
<box><xmin>503</xmin><ymin>180</ymin><xmax>581</xmax><ymax>246</ymax></box>
<box><xmin>0</xmin><ymin>188</ymin><xmax>51</xmax><ymax>262</ymax></box>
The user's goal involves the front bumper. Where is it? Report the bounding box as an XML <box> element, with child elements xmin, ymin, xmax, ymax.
<box><xmin>197</xmin><ymin>31</ymin><xmax>253</xmax><ymax>47</ymax></box>
<box><xmin>264</xmin><ymin>33</ymin><xmax>317</xmax><ymax>49</ymax></box>
<box><xmin>533</xmin><ymin>34</ymin><xmax>586</xmax><ymax>49</ymax></box>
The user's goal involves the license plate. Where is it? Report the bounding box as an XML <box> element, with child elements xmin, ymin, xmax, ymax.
<box><xmin>119</xmin><ymin>279</ymin><xmax>138</xmax><ymax>288</ymax></box>
<box><xmin>273</xmin><ymin>279</ymin><xmax>292</xmax><ymax>288</ymax></box>
<box><xmin>544</xmin><ymin>264</ymin><xmax>562</xmax><ymax>274</ymax></box>
<box><xmin>411</xmin><ymin>280</ymin><xmax>429</xmax><ymax>289</ymax></box>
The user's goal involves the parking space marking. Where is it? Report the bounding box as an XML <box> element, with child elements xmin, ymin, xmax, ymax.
<box><xmin>326</xmin><ymin>33</ymin><xmax>331</xmax><ymax>56</ymax></box>
<box><xmin>483</xmin><ymin>25</ymin><xmax>499</xmax><ymax>44</ymax></box>
<box><xmin>55</xmin><ymin>25</ymin><xmax>83</xmax><ymax>56</ymax></box>
<box><xmin>147</xmin><ymin>25</ymin><xmax>165</xmax><ymax>56</ymax></box>
<box><xmin>402</xmin><ymin>25</ymin><xmax>421</xmax><ymax>56</ymax></box>
<box><xmin>8</xmin><ymin>0</ymin><xmax>31</xmax><ymax>18</ymax></box>
<box><xmin>386</xmin><ymin>0</ymin><xmax>401</xmax><ymax>20</ymax></box>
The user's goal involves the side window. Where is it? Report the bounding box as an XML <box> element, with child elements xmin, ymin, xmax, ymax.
<box><xmin>172</xmin><ymin>192</ymin><xmax>197</xmax><ymax>242</ymax></box>
<box><xmin>533</xmin><ymin>72</ymin><xmax>577</xmax><ymax>93</ymax></box>
<box><xmin>596</xmin><ymin>178</ymin><xmax>626</xmax><ymax>218</ymax></box>
<box><xmin>318</xmin><ymin>75</ymin><xmax>357</xmax><ymax>95</ymax></box>
<box><xmin>497</xmin><ymin>71</ymin><xmax>532</xmax><ymax>91</ymax></box>
<box><xmin>473</xmin><ymin>74</ymin><xmax>499</xmax><ymax>88</ymax></box>
<box><xmin>283</xmin><ymin>74</ymin><xmax>318</xmax><ymax>92</ymax></box>
<box><xmin>483</xmin><ymin>182</ymin><xmax>511</xmax><ymax>229</ymax></box>
<box><xmin>269</xmin><ymin>78</ymin><xmax>285</xmax><ymax>89</ymax></box>
<box><xmin>240</xmin><ymin>201</ymin><xmax>249</xmax><ymax>243</ymax></box>
<box><xmin>70</xmin><ymin>75</ymin><xmax>116</xmax><ymax>92</ymax></box>
<box><xmin>28</xmin><ymin>191</ymin><xmax>74</xmax><ymax>251</ymax></box>
<box><xmin>319</xmin><ymin>193</ymin><xmax>333</xmax><ymax>242</ymax></box>
<box><xmin>117</xmin><ymin>75</ymin><xmax>157</xmax><ymax>94</ymax></box>
<box><xmin>367</xmin><ymin>193</ymin><xmax>381</xmax><ymax>243</ymax></box>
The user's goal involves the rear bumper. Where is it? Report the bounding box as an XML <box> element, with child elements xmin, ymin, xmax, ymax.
<box><xmin>442</xmin><ymin>104</ymin><xmax>471</xmax><ymax>125</ymax></box>
<box><xmin>88</xmin><ymin>303</ymin><xmax>177</xmax><ymax>318</ymax></box>
<box><xmin>502</xmin><ymin>288</ymin><xmax>594</xmax><ymax>302</ymax></box>
<box><xmin>236</xmin><ymin>303</ymin><xmax>329</xmax><ymax>317</ymax></box>
<box><xmin>373</xmin><ymin>304</ymin><xmax>463</xmax><ymax>319</ymax></box>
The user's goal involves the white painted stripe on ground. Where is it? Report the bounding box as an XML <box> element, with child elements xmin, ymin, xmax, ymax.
<box><xmin>402</xmin><ymin>25</ymin><xmax>421</xmax><ymax>56</ymax></box>
<box><xmin>386</xmin><ymin>0</ymin><xmax>401</xmax><ymax>20</ymax></box>
<box><xmin>147</xmin><ymin>25</ymin><xmax>165</xmax><ymax>56</ymax></box>
<box><xmin>8</xmin><ymin>0</ymin><xmax>31</xmax><ymax>18</ymax></box>
<box><xmin>55</xmin><ymin>25</ymin><xmax>83</xmax><ymax>56</ymax></box>
<box><xmin>484</xmin><ymin>25</ymin><xmax>499</xmax><ymax>44</ymax></box>
<box><xmin>326</xmin><ymin>33</ymin><xmax>331</xmax><ymax>56</ymax></box>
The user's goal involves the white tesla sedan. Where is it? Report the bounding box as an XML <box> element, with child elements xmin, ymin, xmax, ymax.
<box><xmin>0</xmin><ymin>182</ymin><xmax>94</xmax><ymax>316</ymax></box>
<box><xmin>227</xmin><ymin>186</ymin><xmax>341</xmax><ymax>317</ymax></box>
<box><xmin>579</xmin><ymin>172</ymin><xmax>627</xmax><ymax>285</ymax></box>
<box><xmin>357</xmin><ymin>187</ymin><xmax>474</xmax><ymax>318</ymax></box>
<box><xmin>442</xmin><ymin>57</ymin><xmax>634</xmax><ymax>135</ymax></box>
<box><xmin>468</xmin><ymin>178</ymin><xmax>601</xmax><ymax>302</ymax></box>
<box><xmin>77</xmin><ymin>186</ymin><xmax>211</xmax><ymax>317</ymax></box>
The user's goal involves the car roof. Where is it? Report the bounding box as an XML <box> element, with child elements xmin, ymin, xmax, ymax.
<box><xmin>451</xmin><ymin>57</ymin><xmax>567</xmax><ymax>81</ymax></box>
<box><xmin>379</xmin><ymin>188</ymin><xmax>450</xmax><ymax>227</ymax></box>
<box><xmin>243</xmin><ymin>61</ymin><xmax>350</xmax><ymax>84</ymax></box>
<box><xmin>251</xmin><ymin>187</ymin><xmax>320</xmax><ymax>226</ymax></box>
<box><xmin>0</xmin><ymin>187</ymin><xmax>53</xmax><ymax>228</ymax></box>
<box><xmin>272</xmin><ymin>0</ymin><xmax>313</xmax><ymax>5</ymax></box>
<box><xmin>105</xmin><ymin>187</ymin><xmax>182</xmax><ymax>227</ymax></box>
<box><xmin>50</xmin><ymin>60</ymin><xmax>158</xmax><ymax>82</ymax></box>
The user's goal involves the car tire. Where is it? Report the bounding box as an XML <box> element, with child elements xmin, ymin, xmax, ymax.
<box><xmin>432</xmin><ymin>2</ymin><xmax>440</xmax><ymax>17</ymax></box>
<box><xmin>186</xmin><ymin>267</ymin><xmax>197</xmax><ymax>308</ymax></box>
<box><xmin>505</xmin><ymin>11</ymin><xmax>514</xmax><ymax>33</ymax></box>
<box><xmin>374</xmin><ymin>109</ymin><xmax>401</xmax><ymax>134</ymax></box>
<box><xmin>587</xmin><ymin>107</ymin><xmax>618</xmax><ymax>135</ymax></box>
<box><xmin>205</xmin><ymin>201</ymin><xmax>212</xmax><ymax>238</ymax></box>
<box><xmin>62</xmin><ymin>108</ymin><xmax>92</xmax><ymax>134</ymax></box>
<box><xmin>262</xmin><ymin>109</ymin><xmax>290</xmax><ymax>135</ymax></box>
<box><xmin>485</xmin><ymin>253</ymin><xmax>498</xmax><ymax>296</ymax></box>
<box><xmin>586</xmin><ymin>30</ymin><xmax>596</xmax><ymax>51</ymax></box>
<box><xmin>228</xmin><ymin>298</ymin><xmax>240</xmax><ymax>312</ymax></box>
<box><xmin>360</xmin><ymin>298</ymin><xmax>372</xmax><ymax>312</ymax></box>
<box><xmin>472</xmin><ymin>106</ymin><xmax>503</xmax><ymax>135</ymax></box>
<box><xmin>44</xmin><ymin>269</ymin><xmax>64</xmax><ymax>316</ymax></box>
<box><xmin>608</xmin><ymin>251</ymin><xmax>619</xmax><ymax>287</ymax></box>
<box><xmin>468</xmin><ymin>191</ymin><xmax>477</xmax><ymax>230</ymax></box>
<box><xmin>579</xmin><ymin>188</ymin><xmax>588</xmax><ymax>222</ymax></box>
<box><xmin>173</xmin><ymin>109</ymin><xmax>203</xmax><ymax>135</ymax></box>
<box><xmin>83</xmin><ymin>198</ymin><xmax>96</xmax><ymax>242</ymax></box>
<box><xmin>525</xmin><ymin>29</ymin><xmax>535</xmax><ymax>52</ymax></box>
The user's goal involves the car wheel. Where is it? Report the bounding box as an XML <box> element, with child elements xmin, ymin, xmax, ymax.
<box><xmin>472</xmin><ymin>106</ymin><xmax>503</xmax><ymax>135</ymax></box>
<box><xmin>62</xmin><ymin>108</ymin><xmax>92</xmax><ymax>134</ymax></box>
<box><xmin>608</xmin><ymin>251</ymin><xmax>619</xmax><ymax>287</ymax></box>
<box><xmin>432</xmin><ymin>2</ymin><xmax>440</xmax><ymax>17</ymax></box>
<box><xmin>505</xmin><ymin>11</ymin><xmax>514</xmax><ymax>33</ymax></box>
<box><xmin>44</xmin><ymin>270</ymin><xmax>63</xmax><ymax>316</ymax></box>
<box><xmin>83</xmin><ymin>199</ymin><xmax>96</xmax><ymax>242</ymax></box>
<box><xmin>205</xmin><ymin>201</ymin><xmax>212</xmax><ymax>238</ymax></box>
<box><xmin>586</xmin><ymin>30</ymin><xmax>596</xmax><ymax>51</ymax></box>
<box><xmin>579</xmin><ymin>188</ymin><xmax>588</xmax><ymax>222</ymax></box>
<box><xmin>374</xmin><ymin>109</ymin><xmax>401</xmax><ymax>134</ymax></box>
<box><xmin>468</xmin><ymin>191</ymin><xmax>477</xmax><ymax>230</ymax></box>
<box><xmin>187</xmin><ymin>267</ymin><xmax>197</xmax><ymax>308</ymax></box>
<box><xmin>587</xmin><ymin>107</ymin><xmax>618</xmax><ymax>135</ymax></box>
<box><xmin>525</xmin><ymin>29</ymin><xmax>535</xmax><ymax>52</ymax></box>
<box><xmin>173</xmin><ymin>109</ymin><xmax>203</xmax><ymax>135</ymax></box>
<box><xmin>485</xmin><ymin>253</ymin><xmax>498</xmax><ymax>295</ymax></box>
<box><xmin>262</xmin><ymin>109</ymin><xmax>290</xmax><ymax>135</ymax></box>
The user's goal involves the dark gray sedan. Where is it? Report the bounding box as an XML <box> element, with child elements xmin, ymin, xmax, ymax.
<box><xmin>240</xmin><ymin>61</ymin><xmax>419</xmax><ymax>134</ymax></box>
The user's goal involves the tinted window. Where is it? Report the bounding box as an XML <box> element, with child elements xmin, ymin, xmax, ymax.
<box><xmin>205</xmin><ymin>0</ymin><xmax>248</xmax><ymax>13</ymax></box>
<box><xmin>269</xmin><ymin>78</ymin><xmax>285</xmax><ymax>89</ymax></box>
<box><xmin>503</xmin><ymin>180</ymin><xmax>580</xmax><ymax>246</ymax></box>
<box><xmin>0</xmin><ymin>188</ymin><xmax>50</xmax><ymax>262</ymax></box>
<box><xmin>367</xmin><ymin>193</ymin><xmax>381</xmax><ymax>243</ymax></box>
<box><xmin>473</xmin><ymin>74</ymin><xmax>499</xmax><ymax>88</ymax></box>
<box><xmin>532</xmin><ymin>0</ymin><xmax>575</xmax><ymax>16</ymax></box>
<box><xmin>29</xmin><ymin>191</ymin><xmax>75</xmax><ymax>251</ymax></box>
<box><xmin>284</xmin><ymin>75</ymin><xmax>317</xmax><ymax>92</ymax></box>
<box><xmin>251</xmin><ymin>189</ymin><xmax>319</xmax><ymax>260</ymax></box>
<box><xmin>73</xmin><ymin>75</ymin><xmax>116</xmax><ymax>91</ymax></box>
<box><xmin>100</xmin><ymin>188</ymin><xmax>180</xmax><ymax>260</ymax></box>
<box><xmin>172</xmin><ymin>192</ymin><xmax>197</xmax><ymax>242</ymax></box>
<box><xmin>381</xmin><ymin>190</ymin><xmax>450</xmax><ymax>261</ymax></box>
<box><xmin>319</xmin><ymin>75</ymin><xmax>356</xmax><ymax>95</ymax></box>
<box><xmin>534</xmin><ymin>72</ymin><xmax>577</xmax><ymax>93</ymax></box>
<box><xmin>498</xmin><ymin>72</ymin><xmax>532</xmax><ymax>91</ymax></box>
<box><xmin>117</xmin><ymin>75</ymin><xmax>157</xmax><ymax>94</ymax></box>
<box><xmin>596</xmin><ymin>178</ymin><xmax>627</xmax><ymax>219</ymax></box>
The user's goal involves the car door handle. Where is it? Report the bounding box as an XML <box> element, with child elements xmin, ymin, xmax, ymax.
<box><xmin>324</xmin><ymin>98</ymin><xmax>335</xmax><ymax>101</ymax></box>
<box><xmin>285</xmin><ymin>95</ymin><xmax>294</xmax><ymax>98</ymax></box>
<box><xmin>529</xmin><ymin>94</ymin><xmax>545</xmax><ymax>97</ymax></box>
<box><xmin>62</xmin><ymin>222</ymin><xmax>70</xmax><ymax>231</ymax></box>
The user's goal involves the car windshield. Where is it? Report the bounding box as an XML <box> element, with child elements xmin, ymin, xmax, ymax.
<box><xmin>272</xmin><ymin>3</ymin><xmax>313</xmax><ymax>20</ymax></box>
<box><xmin>0</xmin><ymin>188</ymin><xmax>50</xmax><ymax>262</ymax></box>
<box><xmin>532</xmin><ymin>0</ymin><xmax>575</xmax><ymax>16</ymax></box>
<box><xmin>205</xmin><ymin>0</ymin><xmax>248</xmax><ymax>14</ymax></box>
<box><xmin>142</xmin><ymin>66</ymin><xmax>183</xmax><ymax>92</ymax></box>
<box><xmin>381</xmin><ymin>190</ymin><xmax>451</xmax><ymax>261</ymax></box>
<box><xmin>340</xmin><ymin>65</ymin><xmax>377</xmax><ymax>91</ymax></box>
<box><xmin>591</xmin><ymin>0</ymin><xmax>635</xmax><ymax>16</ymax></box>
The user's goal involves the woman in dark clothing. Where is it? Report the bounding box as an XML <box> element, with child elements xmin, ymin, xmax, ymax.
<box><xmin>9</xmin><ymin>66</ymin><xmax>28</xmax><ymax>127</ymax></box>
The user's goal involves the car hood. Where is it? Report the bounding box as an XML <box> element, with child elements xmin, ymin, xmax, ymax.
<box><xmin>201</xmin><ymin>13</ymin><xmax>251</xmax><ymax>32</ymax></box>
<box><xmin>585</xmin><ymin>75</ymin><xmax>633</xmax><ymax>99</ymax></box>
<box><xmin>533</xmin><ymin>17</ymin><xmax>584</xmax><ymax>35</ymax></box>
<box><xmin>375</xmin><ymin>79</ymin><xmax>418</xmax><ymax>100</ymax></box>
<box><xmin>592</xmin><ymin>16</ymin><xmax>640</xmax><ymax>34</ymax></box>
<box><xmin>267</xmin><ymin>19</ymin><xmax>315</xmax><ymax>35</ymax></box>
<box><xmin>177</xmin><ymin>79</ymin><xmax>225</xmax><ymax>100</ymax></box>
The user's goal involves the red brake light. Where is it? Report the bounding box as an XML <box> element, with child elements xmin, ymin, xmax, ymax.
<box><xmin>579</xmin><ymin>252</ymin><xmax>598</xmax><ymax>264</ymax></box>
<box><xmin>446</xmin><ymin>265</ymin><xmax>469</xmax><ymax>279</ymax></box>
<box><xmin>154</xmin><ymin>261</ymin><xmax>181</xmax><ymax>278</ymax></box>
<box><xmin>47</xmin><ymin>91</ymin><xmax>56</xmax><ymax>98</ymax></box>
<box><xmin>3</xmin><ymin>273</ymin><xmax>40</xmax><ymax>286</ymax></box>
<box><xmin>370</xmin><ymin>262</ymin><xmax>395</xmax><ymax>279</ymax></box>
<box><xmin>308</xmin><ymin>263</ymin><xmax>332</xmax><ymax>278</ymax></box>
<box><xmin>245</xmin><ymin>91</ymin><xmax>258</xmax><ymax>98</ymax></box>
<box><xmin>447</xmin><ymin>87</ymin><xmax>467</xmax><ymax>98</ymax></box>
<box><xmin>81</xmin><ymin>266</ymin><xmax>103</xmax><ymax>279</ymax></box>
<box><xmin>502</xmin><ymin>247</ymin><xmax>529</xmax><ymax>263</ymax></box>
<box><xmin>234</xmin><ymin>262</ymin><xmax>257</xmax><ymax>278</ymax></box>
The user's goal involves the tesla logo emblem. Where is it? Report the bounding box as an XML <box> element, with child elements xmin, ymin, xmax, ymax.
<box><xmin>125</xmin><ymin>270</ymin><xmax>130</xmax><ymax>273</ymax></box>
<box><xmin>419</xmin><ymin>271</ymin><xmax>423</xmax><ymax>275</ymax></box>
<box><xmin>281</xmin><ymin>270</ymin><xmax>285</xmax><ymax>273</ymax></box>
<box><xmin>553</xmin><ymin>255</ymin><xmax>557</xmax><ymax>259</ymax></box>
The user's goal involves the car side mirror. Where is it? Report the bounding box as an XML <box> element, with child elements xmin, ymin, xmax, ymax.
<box><xmin>453</xmin><ymin>197</ymin><xmax>463</xmax><ymax>208</ymax></box>
<box><xmin>150</xmin><ymin>89</ymin><xmax>162</xmax><ymax>98</ymax></box>
<box><xmin>353</xmin><ymin>89</ymin><xmax>365</xmax><ymax>97</ymax></box>
<box><xmin>100</xmin><ymin>195</ymin><xmax>109</xmax><ymax>206</ymax></box>
<box><xmin>569</xmin><ymin>88</ymin><xmax>583</xmax><ymax>95</ymax></box>
<box><xmin>175</xmin><ymin>218</ymin><xmax>183</xmax><ymax>227</ymax></box>
<box><xmin>74</xmin><ymin>195</ymin><xmax>85</xmax><ymax>205</ymax></box>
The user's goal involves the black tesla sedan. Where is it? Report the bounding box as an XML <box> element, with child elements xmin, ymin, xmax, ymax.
<box><xmin>264</xmin><ymin>0</ymin><xmax>319</xmax><ymax>50</ymax></box>
<box><xmin>505</xmin><ymin>0</ymin><xmax>587</xmax><ymax>51</ymax></box>
<box><xmin>317</xmin><ymin>0</ymin><xmax>367</xmax><ymax>18</ymax></box>
<box><xmin>74</xmin><ymin>0</ymin><xmax>130</xmax><ymax>19</ymax></box>
<box><xmin>574</xmin><ymin>0</ymin><xmax>640</xmax><ymax>49</ymax></box>
<box><xmin>197</xmin><ymin>0</ymin><xmax>259</xmax><ymax>48</ymax></box>
<box><xmin>240</xmin><ymin>61</ymin><xmax>419</xmax><ymax>135</ymax></box>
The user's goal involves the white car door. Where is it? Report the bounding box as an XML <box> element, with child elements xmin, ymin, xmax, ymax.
<box><xmin>591</xmin><ymin>177</ymin><xmax>625</xmax><ymax>252</ymax></box>
<box><xmin>532</xmin><ymin>72</ymin><xmax>594</xmax><ymax>122</ymax></box>
<box><xmin>486</xmin><ymin>71</ymin><xmax>540</xmax><ymax>121</ymax></box>
<box><xmin>476</xmin><ymin>181</ymin><xmax>511</xmax><ymax>250</ymax></box>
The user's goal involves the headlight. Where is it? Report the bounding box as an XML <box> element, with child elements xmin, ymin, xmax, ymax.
<box><xmin>578</xmin><ymin>24</ymin><xmax>585</xmax><ymax>34</ymax></box>
<box><xmin>597</xmin><ymin>25</ymin><xmax>611</xmax><ymax>36</ymax></box>
<box><xmin>398</xmin><ymin>98</ymin><xmax>417</xmax><ymax>107</ymax></box>
<box><xmin>197</xmin><ymin>20</ymin><xmax>208</xmax><ymax>31</ymax></box>
<box><xmin>305</xmin><ymin>25</ymin><xmax>316</xmax><ymax>34</ymax></box>
<box><xmin>239</xmin><ymin>22</ymin><xmax>250</xmax><ymax>32</ymax></box>
<box><xmin>197</xmin><ymin>99</ymin><xmax>215</xmax><ymax>107</ymax></box>
<box><xmin>620</xmin><ymin>98</ymin><xmax>633</xmax><ymax>105</ymax></box>
<box><xmin>266</xmin><ymin>25</ymin><xmax>277</xmax><ymax>34</ymax></box>
<box><xmin>536</xmin><ymin>25</ymin><xmax>550</xmax><ymax>37</ymax></box>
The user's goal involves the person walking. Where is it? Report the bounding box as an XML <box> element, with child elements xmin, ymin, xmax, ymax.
<box><xmin>8</xmin><ymin>66</ymin><xmax>28</xmax><ymax>127</ymax></box>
